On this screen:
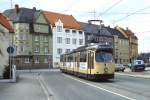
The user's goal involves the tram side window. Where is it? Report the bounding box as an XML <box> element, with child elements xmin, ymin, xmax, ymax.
<box><xmin>60</xmin><ymin>55</ymin><xmax>63</xmax><ymax>62</ymax></box>
<box><xmin>80</xmin><ymin>51</ymin><xmax>86</xmax><ymax>62</ymax></box>
<box><xmin>68</xmin><ymin>54</ymin><xmax>73</xmax><ymax>62</ymax></box>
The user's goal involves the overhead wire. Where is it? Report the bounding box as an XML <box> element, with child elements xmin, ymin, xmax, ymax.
<box><xmin>98</xmin><ymin>0</ymin><xmax>123</xmax><ymax>17</ymax></box>
<box><xmin>114</xmin><ymin>5</ymin><xmax>150</xmax><ymax>23</ymax></box>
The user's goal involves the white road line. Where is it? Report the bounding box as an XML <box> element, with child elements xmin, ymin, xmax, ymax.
<box><xmin>37</xmin><ymin>74</ymin><xmax>52</xmax><ymax>100</ymax></box>
<box><xmin>116</xmin><ymin>73</ymin><xmax>150</xmax><ymax>78</ymax></box>
<box><xmin>63</xmin><ymin>74</ymin><xmax>135</xmax><ymax>100</ymax></box>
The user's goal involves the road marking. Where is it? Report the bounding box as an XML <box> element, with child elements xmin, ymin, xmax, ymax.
<box><xmin>63</xmin><ymin>74</ymin><xmax>135</xmax><ymax>100</ymax></box>
<box><xmin>37</xmin><ymin>73</ymin><xmax>53</xmax><ymax>100</ymax></box>
<box><xmin>116</xmin><ymin>73</ymin><xmax>150</xmax><ymax>78</ymax></box>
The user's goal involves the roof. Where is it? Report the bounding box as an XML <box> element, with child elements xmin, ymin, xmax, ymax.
<box><xmin>43</xmin><ymin>11</ymin><xmax>81</xmax><ymax>30</ymax></box>
<box><xmin>106</xmin><ymin>27</ymin><xmax>127</xmax><ymax>39</ymax></box>
<box><xmin>3</xmin><ymin>8</ymin><xmax>39</xmax><ymax>23</ymax></box>
<box><xmin>79</xmin><ymin>22</ymin><xmax>112</xmax><ymax>36</ymax></box>
<box><xmin>0</xmin><ymin>13</ymin><xmax>14</xmax><ymax>33</ymax></box>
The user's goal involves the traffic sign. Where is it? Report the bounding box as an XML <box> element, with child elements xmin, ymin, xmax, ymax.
<box><xmin>7</xmin><ymin>46</ymin><xmax>14</xmax><ymax>54</ymax></box>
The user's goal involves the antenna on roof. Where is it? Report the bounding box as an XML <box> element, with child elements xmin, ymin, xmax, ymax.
<box><xmin>11</xmin><ymin>0</ymin><xmax>13</xmax><ymax>9</ymax></box>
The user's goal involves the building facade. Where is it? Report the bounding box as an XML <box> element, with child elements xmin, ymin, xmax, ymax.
<box><xmin>4</xmin><ymin>5</ymin><xmax>52</xmax><ymax>69</ymax></box>
<box><xmin>0</xmin><ymin>13</ymin><xmax>14</xmax><ymax>77</ymax></box>
<box><xmin>43</xmin><ymin>11</ymin><xmax>85</xmax><ymax>67</ymax></box>
<box><xmin>79</xmin><ymin>22</ymin><xmax>113</xmax><ymax>45</ymax></box>
<box><xmin>116</xmin><ymin>26</ymin><xmax>138</xmax><ymax>62</ymax></box>
<box><xmin>80</xmin><ymin>21</ymin><xmax>130</xmax><ymax>65</ymax></box>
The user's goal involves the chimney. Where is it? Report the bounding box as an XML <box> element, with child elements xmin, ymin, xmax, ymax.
<box><xmin>126</xmin><ymin>27</ymin><xmax>129</xmax><ymax>30</ymax></box>
<box><xmin>15</xmin><ymin>4</ymin><xmax>20</xmax><ymax>14</ymax></box>
<box><xmin>33</xmin><ymin>7</ymin><xmax>36</xmax><ymax>11</ymax></box>
<box><xmin>88</xmin><ymin>20</ymin><xmax>91</xmax><ymax>24</ymax></box>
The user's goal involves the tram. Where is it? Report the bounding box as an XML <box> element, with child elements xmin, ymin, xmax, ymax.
<box><xmin>60</xmin><ymin>43</ymin><xmax>115</xmax><ymax>80</ymax></box>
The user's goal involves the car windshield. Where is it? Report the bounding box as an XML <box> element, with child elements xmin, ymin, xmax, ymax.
<box><xmin>95</xmin><ymin>52</ymin><xmax>112</xmax><ymax>62</ymax></box>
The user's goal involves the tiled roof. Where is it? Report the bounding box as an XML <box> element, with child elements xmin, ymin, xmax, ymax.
<box><xmin>3</xmin><ymin>8</ymin><xmax>38</xmax><ymax>23</ymax></box>
<box><xmin>116</xmin><ymin>26</ymin><xmax>134</xmax><ymax>37</ymax></box>
<box><xmin>106</xmin><ymin>27</ymin><xmax>127</xmax><ymax>39</ymax></box>
<box><xmin>43</xmin><ymin>11</ymin><xmax>81</xmax><ymax>30</ymax></box>
<box><xmin>79</xmin><ymin>22</ymin><xmax>112</xmax><ymax>36</ymax></box>
<box><xmin>0</xmin><ymin>13</ymin><xmax>14</xmax><ymax>33</ymax></box>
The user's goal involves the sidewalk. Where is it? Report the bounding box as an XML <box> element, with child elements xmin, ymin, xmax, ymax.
<box><xmin>0</xmin><ymin>73</ymin><xmax>47</xmax><ymax>100</ymax></box>
<box><xmin>116</xmin><ymin>67</ymin><xmax>150</xmax><ymax>78</ymax></box>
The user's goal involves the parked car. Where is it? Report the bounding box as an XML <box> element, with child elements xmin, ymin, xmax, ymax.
<box><xmin>115</xmin><ymin>64</ymin><xmax>125</xmax><ymax>72</ymax></box>
<box><xmin>130</xmin><ymin>60</ymin><xmax>145</xmax><ymax>72</ymax></box>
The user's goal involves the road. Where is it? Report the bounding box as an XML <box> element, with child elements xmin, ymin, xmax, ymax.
<box><xmin>0</xmin><ymin>72</ymin><xmax>47</xmax><ymax>100</ymax></box>
<box><xmin>0</xmin><ymin>70</ymin><xmax>150</xmax><ymax>100</ymax></box>
<box><xmin>40</xmin><ymin>71</ymin><xmax>150</xmax><ymax>100</ymax></box>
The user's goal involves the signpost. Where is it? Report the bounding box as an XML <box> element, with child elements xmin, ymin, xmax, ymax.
<box><xmin>7</xmin><ymin>46</ymin><xmax>15</xmax><ymax>79</ymax></box>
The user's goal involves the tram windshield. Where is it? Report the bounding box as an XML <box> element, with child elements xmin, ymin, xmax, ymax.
<box><xmin>95</xmin><ymin>52</ymin><xmax>112</xmax><ymax>62</ymax></box>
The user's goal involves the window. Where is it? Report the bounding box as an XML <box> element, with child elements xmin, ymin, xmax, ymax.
<box><xmin>34</xmin><ymin>47</ymin><xmax>39</xmax><ymax>53</ymax></box>
<box><xmin>19</xmin><ymin>34</ymin><xmax>23</xmax><ymax>40</ymax></box>
<box><xmin>80</xmin><ymin>51</ymin><xmax>86</xmax><ymax>62</ymax></box>
<box><xmin>35</xmin><ymin>36</ymin><xmax>39</xmax><ymax>41</ymax></box>
<box><xmin>79</xmin><ymin>39</ymin><xmax>83</xmax><ymax>45</ymax></box>
<box><xmin>57</xmin><ymin>48</ymin><xmax>62</xmax><ymax>54</ymax></box>
<box><xmin>65</xmin><ymin>29</ymin><xmax>70</xmax><ymax>33</ymax></box>
<box><xmin>72</xmin><ymin>38</ymin><xmax>77</xmax><ymax>45</ymax></box>
<box><xmin>20</xmin><ymin>46</ymin><xmax>24</xmax><ymax>52</ymax></box>
<box><xmin>25</xmin><ymin>58</ymin><xmax>30</xmax><ymax>63</ymax></box>
<box><xmin>66</xmin><ymin>38</ymin><xmax>70</xmax><ymax>44</ymax></box>
<box><xmin>72</xmin><ymin>30</ymin><xmax>76</xmax><ymax>34</ymax></box>
<box><xmin>34</xmin><ymin>57</ymin><xmax>39</xmax><ymax>63</ymax></box>
<box><xmin>43</xmin><ymin>36</ymin><xmax>48</xmax><ymax>42</ymax></box>
<box><xmin>95</xmin><ymin>52</ymin><xmax>112</xmax><ymax>62</ymax></box>
<box><xmin>66</xmin><ymin>49</ymin><xmax>70</xmax><ymax>53</ymax></box>
<box><xmin>44</xmin><ymin>57</ymin><xmax>48</xmax><ymax>63</ymax></box>
<box><xmin>79</xmin><ymin>31</ymin><xmax>83</xmax><ymax>35</ymax></box>
<box><xmin>57</xmin><ymin>37</ymin><xmax>62</xmax><ymax>43</ymax></box>
<box><xmin>57</xmin><ymin>26</ymin><xmax>62</xmax><ymax>32</ymax></box>
<box><xmin>44</xmin><ymin>47</ymin><xmax>48</xmax><ymax>53</ymax></box>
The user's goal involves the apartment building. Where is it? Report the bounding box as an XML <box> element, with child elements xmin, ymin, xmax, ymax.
<box><xmin>116</xmin><ymin>26</ymin><xmax>138</xmax><ymax>62</ymax></box>
<box><xmin>107</xmin><ymin>27</ymin><xmax>129</xmax><ymax>65</ymax></box>
<box><xmin>79</xmin><ymin>21</ymin><xmax>113</xmax><ymax>45</ymax></box>
<box><xmin>43</xmin><ymin>11</ymin><xmax>85</xmax><ymax>67</ymax></box>
<box><xmin>0</xmin><ymin>13</ymin><xmax>14</xmax><ymax>77</ymax></box>
<box><xmin>4</xmin><ymin>5</ymin><xmax>52</xmax><ymax>69</ymax></box>
<box><xmin>80</xmin><ymin>21</ymin><xmax>129</xmax><ymax>65</ymax></box>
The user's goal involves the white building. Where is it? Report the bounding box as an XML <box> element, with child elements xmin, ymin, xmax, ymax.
<box><xmin>43</xmin><ymin>11</ymin><xmax>85</xmax><ymax>67</ymax></box>
<box><xmin>0</xmin><ymin>13</ymin><xmax>14</xmax><ymax>78</ymax></box>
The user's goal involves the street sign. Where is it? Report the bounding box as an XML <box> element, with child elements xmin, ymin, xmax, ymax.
<box><xmin>7</xmin><ymin>46</ymin><xmax>14</xmax><ymax>54</ymax></box>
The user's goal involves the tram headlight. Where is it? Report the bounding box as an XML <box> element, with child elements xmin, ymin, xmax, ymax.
<box><xmin>104</xmin><ymin>67</ymin><xmax>108</xmax><ymax>73</ymax></box>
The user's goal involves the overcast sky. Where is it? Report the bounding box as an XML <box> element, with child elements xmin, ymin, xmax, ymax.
<box><xmin>0</xmin><ymin>0</ymin><xmax>150</xmax><ymax>53</ymax></box>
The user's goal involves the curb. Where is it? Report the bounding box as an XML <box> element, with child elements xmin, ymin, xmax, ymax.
<box><xmin>116</xmin><ymin>73</ymin><xmax>150</xmax><ymax>79</ymax></box>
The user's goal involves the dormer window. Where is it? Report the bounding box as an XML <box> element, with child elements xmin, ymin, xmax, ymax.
<box><xmin>72</xmin><ymin>30</ymin><xmax>76</xmax><ymax>34</ymax></box>
<box><xmin>65</xmin><ymin>29</ymin><xmax>70</xmax><ymax>33</ymax></box>
<box><xmin>79</xmin><ymin>31</ymin><xmax>83</xmax><ymax>35</ymax></box>
<box><xmin>57</xmin><ymin>25</ymin><xmax>62</xmax><ymax>32</ymax></box>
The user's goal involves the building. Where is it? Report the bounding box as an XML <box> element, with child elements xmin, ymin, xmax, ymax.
<box><xmin>106</xmin><ymin>27</ymin><xmax>129</xmax><ymax>65</ymax></box>
<box><xmin>116</xmin><ymin>26</ymin><xmax>138</xmax><ymax>62</ymax></box>
<box><xmin>43</xmin><ymin>11</ymin><xmax>85</xmax><ymax>67</ymax></box>
<box><xmin>0</xmin><ymin>13</ymin><xmax>14</xmax><ymax>77</ymax></box>
<box><xmin>79</xmin><ymin>21</ymin><xmax>113</xmax><ymax>45</ymax></box>
<box><xmin>4</xmin><ymin>5</ymin><xmax>52</xmax><ymax>69</ymax></box>
<box><xmin>80</xmin><ymin>21</ymin><xmax>129</xmax><ymax>65</ymax></box>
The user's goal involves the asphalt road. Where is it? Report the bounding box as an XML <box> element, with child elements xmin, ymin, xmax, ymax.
<box><xmin>0</xmin><ymin>70</ymin><xmax>150</xmax><ymax>100</ymax></box>
<box><xmin>40</xmin><ymin>71</ymin><xmax>150</xmax><ymax>100</ymax></box>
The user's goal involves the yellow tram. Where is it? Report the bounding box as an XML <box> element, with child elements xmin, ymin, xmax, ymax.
<box><xmin>60</xmin><ymin>43</ymin><xmax>115</xmax><ymax>80</ymax></box>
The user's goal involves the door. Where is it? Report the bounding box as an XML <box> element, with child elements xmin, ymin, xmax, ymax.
<box><xmin>87</xmin><ymin>51</ymin><xmax>94</xmax><ymax>75</ymax></box>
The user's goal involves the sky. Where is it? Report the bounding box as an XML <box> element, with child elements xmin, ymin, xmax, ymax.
<box><xmin>0</xmin><ymin>0</ymin><xmax>150</xmax><ymax>53</ymax></box>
